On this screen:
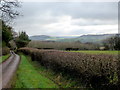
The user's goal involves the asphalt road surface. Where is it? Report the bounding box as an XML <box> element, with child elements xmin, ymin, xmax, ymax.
<box><xmin>0</xmin><ymin>52</ymin><xmax>20</xmax><ymax>89</ymax></box>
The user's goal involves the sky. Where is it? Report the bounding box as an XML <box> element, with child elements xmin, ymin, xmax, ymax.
<box><xmin>13</xmin><ymin>1</ymin><xmax>118</xmax><ymax>36</ymax></box>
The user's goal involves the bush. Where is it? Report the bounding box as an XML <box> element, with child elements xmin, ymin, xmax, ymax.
<box><xmin>15</xmin><ymin>31</ymin><xmax>30</xmax><ymax>48</ymax></box>
<box><xmin>19</xmin><ymin>47</ymin><xmax>119</xmax><ymax>88</ymax></box>
<box><xmin>1</xmin><ymin>47</ymin><xmax>10</xmax><ymax>55</ymax></box>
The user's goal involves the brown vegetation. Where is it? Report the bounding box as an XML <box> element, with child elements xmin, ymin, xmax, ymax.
<box><xmin>1</xmin><ymin>47</ymin><xmax>10</xmax><ymax>56</ymax></box>
<box><xmin>19</xmin><ymin>47</ymin><xmax>119</xmax><ymax>88</ymax></box>
<box><xmin>27</xmin><ymin>41</ymin><xmax>99</xmax><ymax>50</ymax></box>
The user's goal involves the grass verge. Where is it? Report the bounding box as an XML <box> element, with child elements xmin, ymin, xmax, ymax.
<box><xmin>0</xmin><ymin>54</ymin><xmax>10</xmax><ymax>63</ymax></box>
<box><xmin>25</xmin><ymin>55</ymin><xmax>84</xmax><ymax>88</ymax></box>
<box><xmin>12</xmin><ymin>54</ymin><xmax>84</xmax><ymax>88</ymax></box>
<box><xmin>12</xmin><ymin>54</ymin><xmax>58</xmax><ymax>88</ymax></box>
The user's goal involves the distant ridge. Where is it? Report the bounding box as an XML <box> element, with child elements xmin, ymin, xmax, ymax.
<box><xmin>29</xmin><ymin>35</ymin><xmax>51</xmax><ymax>40</ymax></box>
<box><xmin>29</xmin><ymin>34</ymin><xmax>118</xmax><ymax>43</ymax></box>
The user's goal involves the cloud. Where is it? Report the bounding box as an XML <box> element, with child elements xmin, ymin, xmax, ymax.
<box><xmin>43</xmin><ymin>15</ymin><xmax>117</xmax><ymax>35</ymax></box>
<box><xmin>13</xmin><ymin>2</ymin><xmax>118</xmax><ymax>36</ymax></box>
<box><xmin>22</xmin><ymin>0</ymin><xmax>119</xmax><ymax>2</ymax></box>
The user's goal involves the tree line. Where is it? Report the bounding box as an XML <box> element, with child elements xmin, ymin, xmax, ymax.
<box><xmin>103</xmin><ymin>34</ymin><xmax>120</xmax><ymax>50</ymax></box>
<box><xmin>2</xmin><ymin>21</ymin><xmax>30</xmax><ymax>49</ymax></box>
<box><xmin>0</xmin><ymin>0</ymin><xmax>30</xmax><ymax>51</ymax></box>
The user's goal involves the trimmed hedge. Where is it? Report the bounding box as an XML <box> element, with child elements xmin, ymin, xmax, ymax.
<box><xmin>19</xmin><ymin>47</ymin><xmax>119</xmax><ymax>88</ymax></box>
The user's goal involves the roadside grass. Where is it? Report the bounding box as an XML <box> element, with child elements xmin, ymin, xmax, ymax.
<box><xmin>13</xmin><ymin>54</ymin><xmax>84</xmax><ymax>88</ymax></box>
<box><xmin>26</xmin><ymin>55</ymin><xmax>84</xmax><ymax>88</ymax></box>
<box><xmin>12</xmin><ymin>54</ymin><xmax>58</xmax><ymax>88</ymax></box>
<box><xmin>69</xmin><ymin>50</ymin><xmax>119</xmax><ymax>55</ymax></box>
<box><xmin>0</xmin><ymin>54</ymin><xmax>10</xmax><ymax>63</ymax></box>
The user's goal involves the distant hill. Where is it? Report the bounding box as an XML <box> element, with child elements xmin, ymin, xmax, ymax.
<box><xmin>29</xmin><ymin>35</ymin><xmax>64</xmax><ymax>41</ymax></box>
<box><xmin>29</xmin><ymin>35</ymin><xmax>51</xmax><ymax>40</ymax></box>
<box><xmin>78</xmin><ymin>34</ymin><xmax>115</xmax><ymax>43</ymax></box>
<box><xmin>58</xmin><ymin>34</ymin><xmax>116</xmax><ymax>43</ymax></box>
<box><xmin>29</xmin><ymin>34</ymin><xmax>117</xmax><ymax>43</ymax></box>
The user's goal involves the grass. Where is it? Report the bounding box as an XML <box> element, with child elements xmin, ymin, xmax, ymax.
<box><xmin>28</xmin><ymin>51</ymin><xmax>118</xmax><ymax>88</ymax></box>
<box><xmin>0</xmin><ymin>54</ymin><xmax>10</xmax><ymax>63</ymax></box>
<box><xmin>12</xmin><ymin>54</ymin><xmax>58</xmax><ymax>88</ymax></box>
<box><xmin>27</xmin><ymin>57</ymin><xmax>83</xmax><ymax>88</ymax></box>
<box><xmin>69</xmin><ymin>50</ymin><xmax>119</xmax><ymax>55</ymax></box>
<box><xmin>12</xmin><ymin>54</ymin><xmax>83</xmax><ymax>88</ymax></box>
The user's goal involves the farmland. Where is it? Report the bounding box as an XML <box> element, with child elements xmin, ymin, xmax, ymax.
<box><xmin>28</xmin><ymin>41</ymin><xmax>99</xmax><ymax>50</ymax></box>
<box><xmin>69</xmin><ymin>50</ymin><xmax>119</xmax><ymax>55</ymax></box>
<box><xmin>18</xmin><ymin>47</ymin><xmax>119</xmax><ymax>88</ymax></box>
<box><xmin>1</xmin><ymin>1</ymin><xmax>120</xmax><ymax>89</ymax></box>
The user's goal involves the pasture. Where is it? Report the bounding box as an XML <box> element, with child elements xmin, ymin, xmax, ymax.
<box><xmin>69</xmin><ymin>50</ymin><xmax>119</xmax><ymax>55</ymax></box>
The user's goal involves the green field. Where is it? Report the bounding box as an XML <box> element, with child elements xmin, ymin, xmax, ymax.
<box><xmin>13</xmin><ymin>54</ymin><xmax>58</xmax><ymax>88</ymax></box>
<box><xmin>69</xmin><ymin>50</ymin><xmax>119</xmax><ymax>55</ymax></box>
<box><xmin>0</xmin><ymin>54</ymin><xmax>10</xmax><ymax>63</ymax></box>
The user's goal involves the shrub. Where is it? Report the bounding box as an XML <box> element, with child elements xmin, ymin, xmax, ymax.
<box><xmin>1</xmin><ymin>47</ymin><xmax>10</xmax><ymax>55</ymax></box>
<box><xmin>19</xmin><ymin>47</ymin><xmax>119</xmax><ymax>88</ymax></box>
<box><xmin>15</xmin><ymin>31</ymin><xmax>30</xmax><ymax>48</ymax></box>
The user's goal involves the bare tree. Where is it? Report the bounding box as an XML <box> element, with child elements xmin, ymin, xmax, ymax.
<box><xmin>103</xmin><ymin>34</ymin><xmax>120</xmax><ymax>50</ymax></box>
<box><xmin>0</xmin><ymin>0</ymin><xmax>21</xmax><ymax>22</ymax></box>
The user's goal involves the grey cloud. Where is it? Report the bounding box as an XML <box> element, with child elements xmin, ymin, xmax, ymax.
<box><xmin>13</xmin><ymin>2</ymin><xmax>118</xmax><ymax>36</ymax></box>
<box><xmin>19</xmin><ymin>2</ymin><xmax>118</xmax><ymax>20</ymax></box>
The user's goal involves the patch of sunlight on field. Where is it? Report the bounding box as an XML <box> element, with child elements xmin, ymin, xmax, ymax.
<box><xmin>69</xmin><ymin>51</ymin><xmax>119</xmax><ymax>55</ymax></box>
<box><xmin>14</xmin><ymin>54</ymin><xmax>58</xmax><ymax>88</ymax></box>
<box><xmin>0</xmin><ymin>54</ymin><xmax>10</xmax><ymax>63</ymax></box>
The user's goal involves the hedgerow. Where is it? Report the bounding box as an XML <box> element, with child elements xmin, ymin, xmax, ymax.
<box><xmin>19</xmin><ymin>47</ymin><xmax>119</xmax><ymax>88</ymax></box>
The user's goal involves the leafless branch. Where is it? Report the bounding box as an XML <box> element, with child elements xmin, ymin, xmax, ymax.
<box><xmin>0</xmin><ymin>0</ymin><xmax>21</xmax><ymax>22</ymax></box>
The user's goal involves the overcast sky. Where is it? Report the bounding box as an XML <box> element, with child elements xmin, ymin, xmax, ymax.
<box><xmin>13</xmin><ymin>1</ymin><xmax>118</xmax><ymax>36</ymax></box>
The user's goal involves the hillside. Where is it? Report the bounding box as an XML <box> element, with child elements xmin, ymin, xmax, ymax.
<box><xmin>58</xmin><ymin>34</ymin><xmax>116</xmax><ymax>43</ymax></box>
<box><xmin>29</xmin><ymin>34</ymin><xmax>116</xmax><ymax>43</ymax></box>
<box><xmin>29</xmin><ymin>35</ymin><xmax>64</xmax><ymax>41</ymax></box>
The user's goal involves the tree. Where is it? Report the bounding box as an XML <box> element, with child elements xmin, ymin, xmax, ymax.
<box><xmin>103</xmin><ymin>34</ymin><xmax>120</xmax><ymax>50</ymax></box>
<box><xmin>113</xmin><ymin>34</ymin><xmax>120</xmax><ymax>50</ymax></box>
<box><xmin>15</xmin><ymin>31</ymin><xmax>31</xmax><ymax>48</ymax></box>
<box><xmin>0</xmin><ymin>0</ymin><xmax>20</xmax><ymax>22</ymax></box>
<box><xmin>2</xmin><ymin>20</ymin><xmax>13</xmax><ymax>47</ymax></box>
<box><xmin>0</xmin><ymin>0</ymin><xmax>21</xmax><ymax>47</ymax></box>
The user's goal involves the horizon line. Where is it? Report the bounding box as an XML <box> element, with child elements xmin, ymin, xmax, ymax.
<box><xmin>29</xmin><ymin>33</ymin><xmax>118</xmax><ymax>37</ymax></box>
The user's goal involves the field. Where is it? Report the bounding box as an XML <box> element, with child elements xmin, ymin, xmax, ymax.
<box><xmin>12</xmin><ymin>54</ymin><xmax>58</xmax><ymax>88</ymax></box>
<box><xmin>69</xmin><ymin>50</ymin><xmax>119</xmax><ymax>55</ymax></box>
<box><xmin>0</xmin><ymin>54</ymin><xmax>10</xmax><ymax>63</ymax></box>
<box><xmin>28</xmin><ymin>41</ymin><xmax>99</xmax><ymax>50</ymax></box>
<box><xmin>18</xmin><ymin>47</ymin><xmax>119</xmax><ymax>88</ymax></box>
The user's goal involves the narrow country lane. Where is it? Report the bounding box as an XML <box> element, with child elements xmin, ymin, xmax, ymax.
<box><xmin>0</xmin><ymin>52</ymin><xmax>20</xmax><ymax>89</ymax></box>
